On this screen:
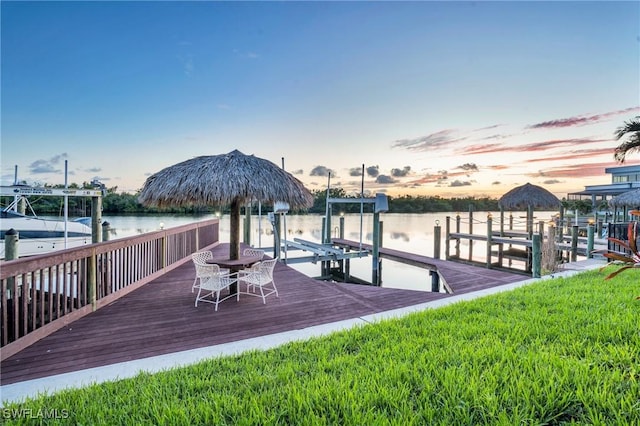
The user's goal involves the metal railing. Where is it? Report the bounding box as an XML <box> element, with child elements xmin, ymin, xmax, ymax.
<box><xmin>1</xmin><ymin>218</ymin><xmax>219</xmax><ymax>360</ymax></box>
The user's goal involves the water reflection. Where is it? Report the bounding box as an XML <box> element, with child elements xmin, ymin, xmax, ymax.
<box><xmin>102</xmin><ymin>212</ymin><xmax>558</xmax><ymax>292</ymax></box>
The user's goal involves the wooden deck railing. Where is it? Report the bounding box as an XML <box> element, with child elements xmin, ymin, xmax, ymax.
<box><xmin>0</xmin><ymin>218</ymin><xmax>219</xmax><ymax>360</ymax></box>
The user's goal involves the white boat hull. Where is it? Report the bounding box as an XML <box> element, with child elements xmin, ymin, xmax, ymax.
<box><xmin>1</xmin><ymin>214</ymin><xmax>93</xmax><ymax>259</ymax></box>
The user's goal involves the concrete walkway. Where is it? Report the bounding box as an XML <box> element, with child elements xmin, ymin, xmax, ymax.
<box><xmin>0</xmin><ymin>259</ymin><xmax>606</xmax><ymax>406</ymax></box>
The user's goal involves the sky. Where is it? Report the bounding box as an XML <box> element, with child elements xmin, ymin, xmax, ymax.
<box><xmin>2</xmin><ymin>1</ymin><xmax>639</xmax><ymax>201</ymax></box>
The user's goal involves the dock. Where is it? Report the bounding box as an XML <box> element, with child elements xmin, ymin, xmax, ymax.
<box><xmin>0</xmin><ymin>243</ymin><xmax>528</xmax><ymax>387</ymax></box>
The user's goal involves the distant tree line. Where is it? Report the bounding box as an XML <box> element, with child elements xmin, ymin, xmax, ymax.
<box><xmin>1</xmin><ymin>183</ymin><xmax>600</xmax><ymax>217</ymax></box>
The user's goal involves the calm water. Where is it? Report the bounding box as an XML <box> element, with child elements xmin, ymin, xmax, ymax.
<box><xmin>101</xmin><ymin>211</ymin><xmax>558</xmax><ymax>291</ymax></box>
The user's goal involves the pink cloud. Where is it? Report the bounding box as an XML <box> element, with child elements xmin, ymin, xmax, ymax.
<box><xmin>528</xmin><ymin>106</ymin><xmax>640</xmax><ymax>129</ymax></box>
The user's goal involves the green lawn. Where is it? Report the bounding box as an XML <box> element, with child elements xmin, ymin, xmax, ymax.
<box><xmin>2</xmin><ymin>267</ymin><xmax>639</xmax><ymax>425</ymax></box>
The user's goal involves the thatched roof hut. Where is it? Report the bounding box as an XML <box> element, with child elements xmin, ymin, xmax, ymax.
<box><xmin>608</xmin><ymin>188</ymin><xmax>640</xmax><ymax>209</ymax></box>
<box><xmin>498</xmin><ymin>183</ymin><xmax>561</xmax><ymax>211</ymax></box>
<box><xmin>138</xmin><ymin>150</ymin><xmax>313</xmax><ymax>259</ymax></box>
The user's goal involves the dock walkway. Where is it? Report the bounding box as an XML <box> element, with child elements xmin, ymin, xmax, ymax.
<box><xmin>2</xmin><ymin>244</ymin><xmax>599</xmax><ymax>404</ymax></box>
<box><xmin>332</xmin><ymin>238</ymin><xmax>524</xmax><ymax>291</ymax></box>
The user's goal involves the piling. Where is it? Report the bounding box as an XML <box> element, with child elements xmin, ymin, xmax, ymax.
<box><xmin>532</xmin><ymin>234</ymin><xmax>541</xmax><ymax>278</ymax></box>
<box><xmin>91</xmin><ymin>196</ymin><xmax>102</xmax><ymax>244</ymax></box>
<box><xmin>571</xmin><ymin>225</ymin><xmax>579</xmax><ymax>262</ymax></box>
<box><xmin>434</xmin><ymin>220</ymin><xmax>441</xmax><ymax>259</ymax></box>
<box><xmin>587</xmin><ymin>223</ymin><xmax>595</xmax><ymax>258</ymax></box>
<box><xmin>4</xmin><ymin>229</ymin><xmax>19</xmax><ymax>260</ymax></box>
<box><xmin>101</xmin><ymin>221</ymin><xmax>110</xmax><ymax>242</ymax></box>
<box><xmin>486</xmin><ymin>214</ymin><xmax>492</xmax><ymax>268</ymax></box>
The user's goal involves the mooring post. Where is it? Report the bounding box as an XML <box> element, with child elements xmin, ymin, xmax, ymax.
<box><xmin>486</xmin><ymin>213</ymin><xmax>492</xmax><ymax>268</ymax></box>
<box><xmin>274</xmin><ymin>214</ymin><xmax>281</xmax><ymax>260</ymax></box>
<box><xmin>571</xmin><ymin>225</ymin><xmax>579</xmax><ymax>262</ymax></box>
<box><xmin>339</xmin><ymin>215</ymin><xmax>345</xmax><ymax>239</ymax></box>
<box><xmin>532</xmin><ymin>234</ymin><xmax>541</xmax><ymax>278</ymax></box>
<box><xmin>587</xmin><ymin>222</ymin><xmax>595</xmax><ymax>258</ymax></box>
<box><xmin>4</xmin><ymin>228</ymin><xmax>18</xmax><ymax>260</ymax></box>
<box><xmin>91</xmin><ymin>196</ymin><xmax>102</xmax><ymax>244</ymax></box>
<box><xmin>468</xmin><ymin>207</ymin><xmax>474</xmax><ymax>262</ymax></box>
<box><xmin>445</xmin><ymin>217</ymin><xmax>450</xmax><ymax>260</ymax></box>
<box><xmin>101</xmin><ymin>221</ymin><xmax>110</xmax><ymax>242</ymax></box>
<box><xmin>372</xmin><ymin>211</ymin><xmax>381</xmax><ymax>286</ymax></box>
<box><xmin>434</xmin><ymin>220</ymin><xmax>441</xmax><ymax>259</ymax></box>
<box><xmin>5</xmin><ymin>229</ymin><xmax>18</xmax><ymax>290</ymax></box>
<box><xmin>455</xmin><ymin>214</ymin><xmax>461</xmax><ymax>258</ymax></box>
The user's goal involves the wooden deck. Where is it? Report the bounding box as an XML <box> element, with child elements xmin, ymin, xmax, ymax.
<box><xmin>1</xmin><ymin>244</ymin><xmax>525</xmax><ymax>386</ymax></box>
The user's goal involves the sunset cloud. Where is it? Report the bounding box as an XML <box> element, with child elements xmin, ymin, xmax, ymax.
<box><xmin>457</xmin><ymin>163</ymin><xmax>478</xmax><ymax>172</ymax></box>
<box><xmin>366</xmin><ymin>165</ymin><xmax>379</xmax><ymax>177</ymax></box>
<box><xmin>309</xmin><ymin>165</ymin><xmax>335</xmax><ymax>177</ymax></box>
<box><xmin>391</xmin><ymin>129</ymin><xmax>465</xmax><ymax>152</ymax></box>
<box><xmin>527</xmin><ymin>106</ymin><xmax>640</xmax><ymax>130</ymax></box>
<box><xmin>391</xmin><ymin>166</ymin><xmax>411</xmax><ymax>177</ymax></box>
<box><xmin>528</xmin><ymin>148</ymin><xmax>614</xmax><ymax>163</ymax></box>
<box><xmin>525</xmin><ymin>161</ymin><xmax>618</xmax><ymax>179</ymax></box>
<box><xmin>376</xmin><ymin>175</ymin><xmax>396</xmax><ymax>184</ymax></box>
<box><xmin>29</xmin><ymin>154</ymin><xmax>69</xmax><ymax>174</ymax></box>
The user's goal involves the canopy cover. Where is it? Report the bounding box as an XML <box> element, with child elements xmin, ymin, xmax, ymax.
<box><xmin>138</xmin><ymin>150</ymin><xmax>313</xmax><ymax>208</ymax></box>
<box><xmin>608</xmin><ymin>188</ymin><xmax>640</xmax><ymax>208</ymax></box>
<box><xmin>498</xmin><ymin>183</ymin><xmax>561</xmax><ymax>210</ymax></box>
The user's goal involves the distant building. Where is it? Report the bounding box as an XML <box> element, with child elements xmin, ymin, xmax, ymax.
<box><xmin>568</xmin><ymin>164</ymin><xmax>640</xmax><ymax>207</ymax></box>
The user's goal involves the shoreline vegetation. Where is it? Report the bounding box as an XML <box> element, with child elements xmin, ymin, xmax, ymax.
<box><xmin>2</xmin><ymin>268</ymin><xmax>638</xmax><ymax>423</ymax></box>
<box><xmin>1</xmin><ymin>186</ymin><xmax>597</xmax><ymax>217</ymax></box>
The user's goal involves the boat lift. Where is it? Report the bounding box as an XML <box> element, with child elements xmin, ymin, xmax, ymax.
<box><xmin>1</xmin><ymin>183</ymin><xmax>105</xmax><ymax>247</ymax></box>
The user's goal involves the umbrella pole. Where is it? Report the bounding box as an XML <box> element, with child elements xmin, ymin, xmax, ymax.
<box><xmin>230</xmin><ymin>198</ymin><xmax>241</xmax><ymax>260</ymax></box>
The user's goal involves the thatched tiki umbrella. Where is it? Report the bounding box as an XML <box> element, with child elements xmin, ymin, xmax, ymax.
<box><xmin>138</xmin><ymin>150</ymin><xmax>314</xmax><ymax>260</ymax></box>
<box><xmin>498</xmin><ymin>183</ymin><xmax>561</xmax><ymax>234</ymax></box>
<box><xmin>608</xmin><ymin>188</ymin><xmax>640</xmax><ymax>220</ymax></box>
<box><xmin>608</xmin><ymin>188</ymin><xmax>640</xmax><ymax>209</ymax></box>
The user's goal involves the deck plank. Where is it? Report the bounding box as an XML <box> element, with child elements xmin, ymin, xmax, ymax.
<box><xmin>1</xmin><ymin>244</ymin><xmax>525</xmax><ymax>385</ymax></box>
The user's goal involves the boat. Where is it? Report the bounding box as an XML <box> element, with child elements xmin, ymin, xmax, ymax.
<box><xmin>1</xmin><ymin>207</ymin><xmax>92</xmax><ymax>260</ymax></box>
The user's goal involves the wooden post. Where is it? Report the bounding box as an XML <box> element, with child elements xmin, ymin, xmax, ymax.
<box><xmin>571</xmin><ymin>225</ymin><xmax>579</xmax><ymax>262</ymax></box>
<box><xmin>587</xmin><ymin>223</ymin><xmax>595</xmax><ymax>259</ymax></box>
<box><xmin>445</xmin><ymin>216</ymin><xmax>451</xmax><ymax>260</ymax></box>
<box><xmin>344</xmin><ymin>246</ymin><xmax>351</xmax><ymax>282</ymax></box>
<box><xmin>372</xmin><ymin>211</ymin><xmax>381</xmax><ymax>286</ymax></box>
<box><xmin>434</xmin><ymin>220</ymin><xmax>441</xmax><ymax>259</ymax></box>
<box><xmin>4</xmin><ymin>228</ymin><xmax>18</xmax><ymax>260</ymax></box>
<box><xmin>455</xmin><ymin>214</ymin><xmax>461</xmax><ymax>258</ymax></box>
<box><xmin>101</xmin><ymin>221</ymin><xmax>110</xmax><ymax>242</ymax></box>
<box><xmin>230</xmin><ymin>199</ymin><xmax>241</xmax><ymax>260</ymax></box>
<box><xmin>532</xmin><ymin>234</ymin><xmax>541</xmax><ymax>278</ymax></box>
<box><xmin>527</xmin><ymin>205</ymin><xmax>533</xmax><ymax>238</ymax></box>
<box><xmin>91</xmin><ymin>196</ymin><xmax>102</xmax><ymax>244</ymax></box>
<box><xmin>468</xmin><ymin>208</ymin><xmax>474</xmax><ymax>262</ymax></box>
<box><xmin>18</xmin><ymin>197</ymin><xmax>26</xmax><ymax>215</ymax></box>
<box><xmin>486</xmin><ymin>214</ymin><xmax>492</xmax><ymax>268</ymax></box>
<box><xmin>273</xmin><ymin>214</ymin><xmax>281</xmax><ymax>260</ymax></box>
<box><xmin>243</xmin><ymin>204</ymin><xmax>251</xmax><ymax>245</ymax></box>
<box><xmin>338</xmin><ymin>215</ymin><xmax>345</xmax><ymax>277</ymax></box>
<box><xmin>558</xmin><ymin>204</ymin><xmax>565</xmax><ymax>242</ymax></box>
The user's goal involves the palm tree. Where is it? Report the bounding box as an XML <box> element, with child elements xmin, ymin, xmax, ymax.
<box><xmin>614</xmin><ymin>116</ymin><xmax>640</xmax><ymax>163</ymax></box>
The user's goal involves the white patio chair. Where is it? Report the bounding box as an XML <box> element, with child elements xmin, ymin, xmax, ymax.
<box><xmin>243</xmin><ymin>248</ymin><xmax>265</xmax><ymax>259</ymax></box>
<box><xmin>194</xmin><ymin>263</ymin><xmax>239</xmax><ymax>311</ymax></box>
<box><xmin>238</xmin><ymin>258</ymin><xmax>279</xmax><ymax>304</ymax></box>
<box><xmin>191</xmin><ymin>251</ymin><xmax>229</xmax><ymax>293</ymax></box>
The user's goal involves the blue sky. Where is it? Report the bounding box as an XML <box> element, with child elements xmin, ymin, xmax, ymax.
<box><xmin>2</xmin><ymin>1</ymin><xmax>639</xmax><ymax>199</ymax></box>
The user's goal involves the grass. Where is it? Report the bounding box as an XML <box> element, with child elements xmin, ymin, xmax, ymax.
<box><xmin>2</xmin><ymin>267</ymin><xmax>639</xmax><ymax>425</ymax></box>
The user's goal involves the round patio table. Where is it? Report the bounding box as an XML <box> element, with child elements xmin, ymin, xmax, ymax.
<box><xmin>206</xmin><ymin>255</ymin><xmax>262</xmax><ymax>294</ymax></box>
